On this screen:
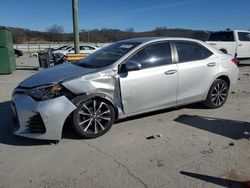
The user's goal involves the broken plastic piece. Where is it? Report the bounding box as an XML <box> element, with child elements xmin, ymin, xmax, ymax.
<box><xmin>146</xmin><ymin>134</ymin><xmax>162</xmax><ymax>140</ymax></box>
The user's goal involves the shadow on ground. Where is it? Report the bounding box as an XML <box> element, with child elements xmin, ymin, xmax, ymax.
<box><xmin>116</xmin><ymin>106</ymin><xmax>180</xmax><ymax>124</ymax></box>
<box><xmin>0</xmin><ymin>101</ymin><xmax>53</xmax><ymax>146</ymax></box>
<box><xmin>180</xmin><ymin>171</ymin><xmax>249</xmax><ymax>188</ymax></box>
<box><xmin>175</xmin><ymin>115</ymin><xmax>250</xmax><ymax>140</ymax></box>
<box><xmin>116</xmin><ymin>102</ymin><xmax>207</xmax><ymax>124</ymax></box>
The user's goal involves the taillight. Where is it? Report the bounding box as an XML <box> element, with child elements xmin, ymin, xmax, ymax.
<box><xmin>231</xmin><ymin>58</ymin><xmax>239</xmax><ymax>66</ymax></box>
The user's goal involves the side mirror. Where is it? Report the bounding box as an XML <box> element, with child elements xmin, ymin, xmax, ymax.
<box><xmin>125</xmin><ymin>60</ymin><xmax>142</xmax><ymax>71</ymax></box>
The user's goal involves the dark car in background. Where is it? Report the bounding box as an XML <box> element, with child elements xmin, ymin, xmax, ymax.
<box><xmin>14</xmin><ymin>49</ymin><xmax>23</xmax><ymax>58</ymax></box>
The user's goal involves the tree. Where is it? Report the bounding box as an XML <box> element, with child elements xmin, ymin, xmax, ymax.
<box><xmin>192</xmin><ymin>31</ymin><xmax>210</xmax><ymax>41</ymax></box>
<box><xmin>11</xmin><ymin>29</ymin><xmax>26</xmax><ymax>43</ymax></box>
<box><xmin>46</xmin><ymin>24</ymin><xmax>64</xmax><ymax>42</ymax></box>
<box><xmin>47</xmin><ymin>24</ymin><xmax>64</xmax><ymax>33</ymax></box>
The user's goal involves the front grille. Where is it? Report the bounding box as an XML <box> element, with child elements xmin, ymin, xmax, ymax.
<box><xmin>26</xmin><ymin>113</ymin><xmax>46</xmax><ymax>133</ymax></box>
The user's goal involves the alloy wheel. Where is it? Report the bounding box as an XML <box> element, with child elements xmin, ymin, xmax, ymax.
<box><xmin>211</xmin><ymin>82</ymin><xmax>228</xmax><ymax>106</ymax></box>
<box><xmin>76</xmin><ymin>99</ymin><xmax>111</xmax><ymax>135</ymax></box>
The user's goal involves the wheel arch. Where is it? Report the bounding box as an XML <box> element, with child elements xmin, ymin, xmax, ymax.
<box><xmin>203</xmin><ymin>76</ymin><xmax>230</xmax><ymax>108</ymax></box>
<box><xmin>203</xmin><ymin>73</ymin><xmax>231</xmax><ymax>101</ymax></box>
<box><xmin>216</xmin><ymin>75</ymin><xmax>230</xmax><ymax>88</ymax></box>
<box><xmin>61</xmin><ymin>93</ymin><xmax>119</xmax><ymax>139</ymax></box>
<box><xmin>71</xmin><ymin>93</ymin><xmax>119</xmax><ymax>120</ymax></box>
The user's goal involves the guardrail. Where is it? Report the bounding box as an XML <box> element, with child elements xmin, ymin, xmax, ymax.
<box><xmin>14</xmin><ymin>43</ymin><xmax>109</xmax><ymax>52</ymax></box>
<box><xmin>14</xmin><ymin>44</ymin><xmax>69</xmax><ymax>52</ymax></box>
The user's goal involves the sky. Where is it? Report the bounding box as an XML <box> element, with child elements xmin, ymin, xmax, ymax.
<box><xmin>0</xmin><ymin>0</ymin><xmax>250</xmax><ymax>32</ymax></box>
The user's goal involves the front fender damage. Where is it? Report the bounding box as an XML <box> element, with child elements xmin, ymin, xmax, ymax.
<box><xmin>62</xmin><ymin>71</ymin><xmax>125</xmax><ymax>119</ymax></box>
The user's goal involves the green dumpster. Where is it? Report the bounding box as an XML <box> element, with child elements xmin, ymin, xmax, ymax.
<box><xmin>0</xmin><ymin>26</ymin><xmax>16</xmax><ymax>74</ymax></box>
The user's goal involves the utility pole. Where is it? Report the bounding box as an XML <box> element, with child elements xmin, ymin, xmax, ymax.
<box><xmin>72</xmin><ymin>0</ymin><xmax>79</xmax><ymax>53</ymax></box>
<box><xmin>87</xmin><ymin>30</ymin><xmax>90</xmax><ymax>43</ymax></box>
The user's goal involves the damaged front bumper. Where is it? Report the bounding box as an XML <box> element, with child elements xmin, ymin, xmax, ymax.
<box><xmin>12</xmin><ymin>94</ymin><xmax>76</xmax><ymax>140</ymax></box>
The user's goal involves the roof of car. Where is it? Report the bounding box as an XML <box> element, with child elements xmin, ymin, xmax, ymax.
<box><xmin>211</xmin><ymin>30</ymin><xmax>250</xmax><ymax>33</ymax></box>
<box><xmin>118</xmin><ymin>37</ymin><xmax>222</xmax><ymax>56</ymax></box>
<box><xmin>120</xmin><ymin>37</ymin><xmax>202</xmax><ymax>44</ymax></box>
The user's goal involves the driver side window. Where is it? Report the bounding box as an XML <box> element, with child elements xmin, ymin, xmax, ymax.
<box><xmin>129</xmin><ymin>42</ymin><xmax>172</xmax><ymax>69</ymax></box>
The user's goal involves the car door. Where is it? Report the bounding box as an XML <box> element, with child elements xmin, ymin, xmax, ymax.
<box><xmin>174</xmin><ymin>41</ymin><xmax>218</xmax><ymax>105</ymax></box>
<box><xmin>119</xmin><ymin>41</ymin><xmax>178</xmax><ymax>115</ymax></box>
<box><xmin>236</xmin><ymin>31</ymin><xmax>250</xmax><ymax>58</ymax></box>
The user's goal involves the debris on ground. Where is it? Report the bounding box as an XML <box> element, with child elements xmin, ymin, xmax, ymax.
<box><xmin>150</xmin><ymin>159</ymin><xmax>165</xmax><ymax>167</ymax></box>
<box><xmin>229</xmin><ymin>142</ymin><xmax>234</xmax><ymax>146</ymax></box>
<box><xmin>146</xmin><ymin>134</ymin><xmax>162</xmax><ymax>140</ymax></box>
<box><xmin>201</xmin><ymin>148</ymin><xmax>213</xmax><ymax>155</ymax></box>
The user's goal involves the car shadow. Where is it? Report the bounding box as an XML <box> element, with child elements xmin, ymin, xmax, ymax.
<box><xmin>174</xmin><ymin>114</ymin><xmax>250</xmax><ymax>140</ymax></box>
<box><xmin>0</xmin><ymin>101</ymin><xmax>54</xmax><ymax>146</ymax></box>
<box><xmin>180</xmin><ymin>171</ymin><xmax>249</xmax><ymax>188</ymax></box>
<box><xmin>116</xmin><ymin>106</ymin><xmax>180</xmax><ymax>124</ymax></box>
<box><xmin>62</xmin><ymin>118</ymin><xmax>84</xmax><ymax>140</ymax></box>
<box><xmin>116</xmin><ymin>102</ymin><xmax>207</xmax><ymax>124</ymax></box>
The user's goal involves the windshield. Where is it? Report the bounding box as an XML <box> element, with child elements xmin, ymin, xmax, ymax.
<box><xmin>77</xmin><ymin>42</ymin><xmax>141</xmax><ymax>68</ymax></box>
<box><xmin>57</xmin><ymin>46</ymin><xmax>72</xmax><ymax>50</ymax></box>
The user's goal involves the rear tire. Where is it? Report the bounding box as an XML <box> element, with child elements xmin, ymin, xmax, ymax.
<box><xmin>72</xmin><ymin>98</ymin><xmax>115</xmax><ymax>139</ymax></box>
<box><xmin>203</xmin><ymin>79</ymin><xmax>229</xmax><ymax>109</ymax></box>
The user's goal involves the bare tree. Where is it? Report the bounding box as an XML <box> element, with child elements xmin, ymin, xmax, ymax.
<box><xmin>11</xmin><ymin>29</ymin><xmax>26</xmax><ymax>43</ymax></box>
<box><xmin>46</xmin><ymin>24</ymin><xmax>64</xmax><ymax>42</ymax></box>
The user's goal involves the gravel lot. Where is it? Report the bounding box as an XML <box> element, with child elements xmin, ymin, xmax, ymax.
<box><xmin>0</xmin><ymin>55</ymin><xmax>250</xmax><ymax>188</ymax></box>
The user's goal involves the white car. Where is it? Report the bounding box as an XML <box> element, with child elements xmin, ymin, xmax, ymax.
<box><xmin>206</xmin><ymin>30</ymin><xmax>250</xmax><ymax>59</ymax></box>
<box><xmin>12</xmin><ymin>37</ymin><xmax>239</xmax><ymax>140</ymax></box>
<box><xmin>53</xmin><ymin>45</ymin><xmax>99</xmax><ymax>56</ymax></box>
<box><xmin>52</xmin><ymin>45</ymin><xmax>74</xmax><ymax>55</ymax></box>
<box><xmin>68</xmin><ymin>45</ymin><xmax>99</xmax><ymax>54</ymax></box>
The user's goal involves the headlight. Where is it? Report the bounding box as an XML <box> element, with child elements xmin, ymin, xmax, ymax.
<box><xmin>28</xmin><ymin>84</ymin><xmax>63</xmax><ymax>101</ymax></box>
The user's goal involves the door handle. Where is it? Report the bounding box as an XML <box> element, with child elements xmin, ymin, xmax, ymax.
<box><xmin>207</xmin><ymin>62</ymin><xmax>216</xmax><ymax>67</ymax></box>
<box><xmin>238</xmin><ymin>44</ymin><xmax>242</xmax><ymax>47</ymax></box>
<box><xmin>164</xmin><ymin>70</ymin><xmax>177</xmax><ymax>75</ymax></box>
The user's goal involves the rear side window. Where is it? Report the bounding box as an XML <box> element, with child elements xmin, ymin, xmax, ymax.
<box><xmin>175</xmin><ymin>41</ymin><xmax>213</xmax><ymax>63</ymax></box>
<box><xmin>80</xmin><ymin>46</ymin><xmax>96</xmax><ymax>50</ymax></box>
<box><xmin>238</xmin><ymin>32</ymin><xmax>250</xmax><ymax>41</ymax></box>
<box><xmin>208</xmin><ymin>32</ymin><xmax>235</xmax><ymax>41</ymax></box>
<box><xmin>129</xmin><ymin>42</ymin><xmax>172</xmax><ymax>69</ymax></box>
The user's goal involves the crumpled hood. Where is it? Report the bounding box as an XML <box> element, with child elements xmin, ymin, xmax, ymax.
<box><xmin>19</xmin><ymin>63</ymin><xmax>96</xmax><ymax>88</ymax></box>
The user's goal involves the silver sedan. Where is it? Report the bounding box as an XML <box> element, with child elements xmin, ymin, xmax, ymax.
<box><xmin>12</xmin><ymin>37</ymin><xmax>239</xmax><ymax>140</ymax></box>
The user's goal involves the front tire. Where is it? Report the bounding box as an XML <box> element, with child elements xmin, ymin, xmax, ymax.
<box><xmin>72</xmin><ymin>98</ymin><xmax>115</xmax><ymax>139</ymax></box>
<box><xmin>203</xmin><ymin>79</ymin><xmax>229</xmax><ymax>109</ymax></box>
